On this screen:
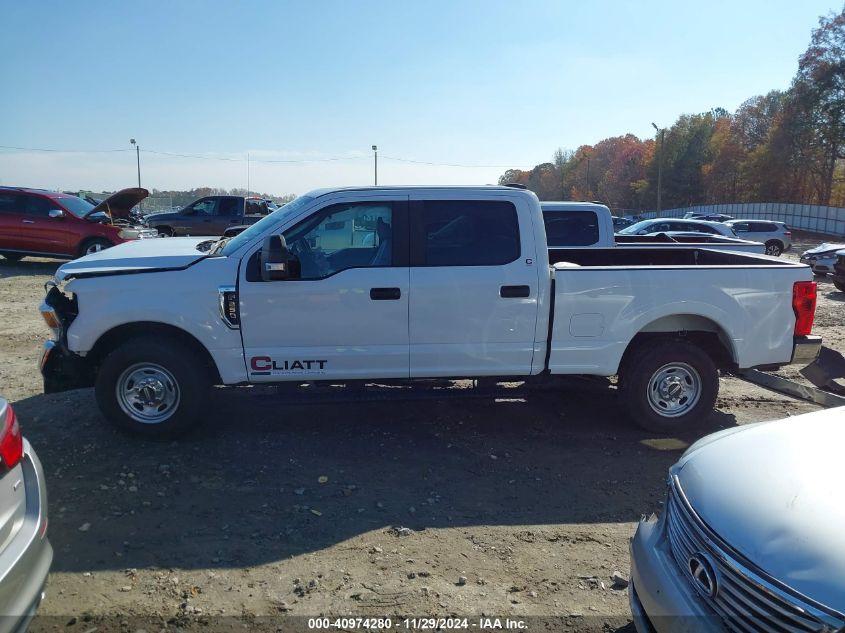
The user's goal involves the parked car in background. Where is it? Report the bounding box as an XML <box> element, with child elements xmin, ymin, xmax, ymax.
<box><xmin>612</xmin><ymin>216</ymin><xmax>634</xmax><ymax>230</ymax></box>
<box><xmin>0</xmin><ymin>187</ymin><xmax>157</xmax><ymax>261</ymax></box>
<box><xmin>0</xmin><ymin>397</ymin><xmax>52</xmax><ymax>632</ymax></box>
<box><xmin>725</xmin><ymin>219</ymin><xmax>792</xmax><ymax>255</ymax></box>
<box><xmin>630</xmin><ymin>406</ymin><xmax>845</xmax><ymax>633</ymax></box>
<box><xmin>832</xmin><ymin>251</ymin><xmax>845</xmax><ymax>292</ymax></box>
<box><xmin>799</xmin><ymin>242</ymin><xmax>845</xmax><ymax>276</ymax></box>
<box><xmin>541</xmin><ymin>203</ymin><xmax>763</xmax><ymax>253</ymax></box>
<box><xmin>617</xmin><ymin>218</ymin><xmax>737</xmax><ymax>237</ymax></box>
<box><xmin>683</xmin><ymin>212</ymin><xmax>735</xmax><ymax>222</ymax></box>
<box><xmin>144</xmin><ymin>195</ymin><xmax>271</xmax><ymax>237</ymax></box>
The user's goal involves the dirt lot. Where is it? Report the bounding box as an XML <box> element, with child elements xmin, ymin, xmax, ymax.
<box><xmin>0</xmin><ymin>233</ymin><xmax>842</xmax><ymax>632</ymax></box>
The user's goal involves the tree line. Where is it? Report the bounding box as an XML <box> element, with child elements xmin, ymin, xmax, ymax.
<box><xmin>499</xmin><ymin>7</ymin><xmax>845</xmax><ymax>212</ymax></box>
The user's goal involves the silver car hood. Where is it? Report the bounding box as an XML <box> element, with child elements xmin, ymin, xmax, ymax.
<box><xmin>802</xmin><ymin>242</ymin><xmax>845</xmax><ymax>255</ymax></box>
<box><xmin>55</xmin><ymin>237</ymin><xmax>210</xmax><ymax>281</ymax></box>
<box><xmin>674</xmin><ymin>407</ymin><xmax>845</xmax><ymax>613</ymax></box>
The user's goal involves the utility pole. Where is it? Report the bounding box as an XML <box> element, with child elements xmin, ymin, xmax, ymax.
<box><xmin>652</xmin><ymin>122</ymin><xmax>665</xmax><ymax>213</ymax></box>
<box><xmin>130</xmin><ymin>138</ymin><xmax>141</xmax><ymax>211</ymax></box>
<box><xmin>372</xmin><ymin>145</ymin><xmax>378</xmax><ymax>186</ymax></box>
<box><xmin>129</xmin><ymin>139</ymin><xmax>141</xmax><ymax>188</ymax></box>
<box><xmin>247</xmin><ymin>153</ymin><xmax>250</xmax><ymax>197</ymax></box>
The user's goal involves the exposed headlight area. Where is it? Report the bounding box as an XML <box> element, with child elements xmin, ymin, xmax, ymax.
<box><xmin>41</xmin><ymin>282</ymin><xmax>78</xmax><ymax>341</ymax></box>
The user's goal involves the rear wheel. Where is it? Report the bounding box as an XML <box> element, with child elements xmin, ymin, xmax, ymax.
<box><xmin>834</xmin><ymin>280</ymin><xmax>845</xmax><ymax>293</ymax></box>
<box><xmin>619</xmin><ymin>340</ymin><xmax>719</xmax><ymax>433</ymax></box>
<box><xmin>764</xmin><ymin>240</ymin><xmax>783</xmax><ymax>256</ymax></box>
<box><xmin>95</xmin><ymin>337</ymin><xmax>210</xmax><ymax>437</ymax></box>
<box><xmin>0</xmin><ymin>253</ymin><xmax>23</xmax><ymax>262</ymax></box>
<box><xmin>157</xmin><ymin>226</ymin><xmax>173</xmax><ymax>237</ymax></box>
<box><xmin>79</xmin><ymin>237</ymin><xmax>113</xmax><ymax>257</ymax></box>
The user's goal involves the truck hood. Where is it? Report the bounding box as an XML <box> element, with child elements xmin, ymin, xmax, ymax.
<box><xmin>55</xmin><ymin>237</ymin><xmax>210</xmax><ymax>281</ymax></box>
<box><xmin>674</xmin><ymin>407</ymin><xmax>845</xmax><ymax>614</ymax></box>
<box><xmin>84</xmin><ymin>187</ymin><xmax>149</xmax><ymax>220</ymax></box>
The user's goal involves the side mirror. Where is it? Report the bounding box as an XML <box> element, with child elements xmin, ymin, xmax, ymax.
<box><xmin>260</xmin><ymin>234</ymin><xmax>299</xmax><ymax>281</ymax></box>
<box><xmin>49</xmin><ymin>209</ymin><xmax>65</xmax><ymax>219</ymax></box>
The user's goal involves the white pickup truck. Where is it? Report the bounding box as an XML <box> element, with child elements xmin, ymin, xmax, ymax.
<box><xmin>39</xmin><ymin>186</ymin><xmax>821</xmax><ymax>437</ymax></box>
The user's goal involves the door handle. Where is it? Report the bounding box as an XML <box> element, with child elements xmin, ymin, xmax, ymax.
<box><xmin>500</xmin><ymin>285</ymin><xmax>530</xmax><ymax>298</ymax></box>
<box><xmin>370</xmin><ymin>287</ymin><xmax>401</xmax><ymax>300</ymax></box>
<box><xmin>21</xmin><ymin>219</ymin><xmax>35</xmax><ymax>224</ymax></box>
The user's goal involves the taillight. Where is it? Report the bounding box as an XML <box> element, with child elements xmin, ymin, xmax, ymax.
<box><xmin>0</xmin><ymin>405</ymin><xmax>22</xmax><ymax>469</ymax></box>
<box><xmin>784</xmin><ymin>231</ymin><xmax>792</xmax><ymax>237</ymax></box>
<box><xmin>792</xmin><ymin>281</ymin><xmax>817</xmax><ymax>336</ymax></box>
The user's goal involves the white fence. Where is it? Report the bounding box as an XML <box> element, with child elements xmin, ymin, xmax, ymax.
<box><xmin>637</xmin><ymin>202</ymin><xmax>845</xmax><ymax>237</ymax></box>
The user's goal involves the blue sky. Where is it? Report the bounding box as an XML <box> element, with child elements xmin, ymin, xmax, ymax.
<box><xmin>0</xmin><ymin>0</ymin><xmax>840</xmax><ymax>195</ymax></box>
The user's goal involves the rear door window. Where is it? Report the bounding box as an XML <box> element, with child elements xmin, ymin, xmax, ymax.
<box><xmin>0</xmin><ymin>193</ymin><xmax>23</xmax><ymax>215</ymax></box>
<box><xmin>218</xmin><ymin>197</ymin><xmax>241</xmax><ymax>216</ymax></box>
<box><xmin>412</xmin><ymin>200</ymin><xmax>519</xmax><ymax>266</ymax></box>
<box><xmin>543</xmin><ymin>211</ymin><xmax>600</xmax><ymax>246</ymax></box>
<box><xmin>751</xmin><ymin>222</ymin><xmax>777</xmax><ymax>232</ymax></box>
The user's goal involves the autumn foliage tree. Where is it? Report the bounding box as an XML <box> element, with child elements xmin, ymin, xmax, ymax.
<box><xmin>499</xmin><ymin>6</ymin><xmax>845</xmax><ymax>210</ymax></box>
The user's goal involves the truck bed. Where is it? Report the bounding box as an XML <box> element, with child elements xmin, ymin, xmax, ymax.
<box><xmin>545</xmin><ymin>246</ymin><xmax>810</xmax><ymax>376</ymax></box>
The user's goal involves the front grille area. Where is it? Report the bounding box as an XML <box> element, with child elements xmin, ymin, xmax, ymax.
<box><xmin>666</xmin><ymin>477</ymin><xmax>845</xmax><ymax>632</ymax></box>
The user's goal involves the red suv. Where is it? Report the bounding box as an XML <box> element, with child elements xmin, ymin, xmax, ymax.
<box><xmin>0</xmin><ymin>187</ymin><xmax>156</xmax><ymax>261</ymax></box>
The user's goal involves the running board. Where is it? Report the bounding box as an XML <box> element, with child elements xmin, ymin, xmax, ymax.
<box><xmin>737</xmin><ymin>369</ymin><xmax>845</xmax><ymax>409</ymax></box>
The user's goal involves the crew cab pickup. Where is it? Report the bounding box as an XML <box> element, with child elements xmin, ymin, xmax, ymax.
<box><xmin>39</xmin><ymin>186</ymin><xmax>821</xmax><ymax>437</ymax></box>
<box><xmin>144</xmin><ymin>195</ymin><xmax>271</xmax><ymax>237</ymax></box>
<box><xmin>542</xmin><ymin>202</ymin><xmax>765</xmax><ymax>253</ymax></box>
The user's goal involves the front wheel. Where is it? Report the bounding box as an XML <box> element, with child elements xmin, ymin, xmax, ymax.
<box><xmin>79</xmin><ymin>238</ymin><xmax>113</xmax><ymax>257</ymax></box>
<box><xmin>834</xmin><ymin>280</ymin><xmax>845</xmax><ymax>293</ymax></box>
<box><xmin>95</xmin><ymin>337</ymin><xmax>210</xmax><ymax>437</ymax></box>
<box><xmin>619</xmin><ymin>340</ymin><xmax>719</xmax><ymax>433</ymax></box>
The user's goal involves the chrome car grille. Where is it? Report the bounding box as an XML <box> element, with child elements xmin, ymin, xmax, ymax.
<box><xmin>666</xmin><ymin>477</ymin><xmax>845</xmax><ymax>633</ymax></box>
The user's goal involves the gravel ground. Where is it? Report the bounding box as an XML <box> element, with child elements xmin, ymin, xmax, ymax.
<box><xmin>0</xmin><ymin>233</ymin><xmax>842</xmax><ymax>632</ymax></box>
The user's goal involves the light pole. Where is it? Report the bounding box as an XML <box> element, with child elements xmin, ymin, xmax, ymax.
<box><xmin>651</xmin><ymin>122</ymin><xmax>665</xmax><ymax>213</ymax></box>
<box><xmin>129</xmin><ymin>139</ymin><xmax>141</xmax><ymax>188</ymax></box>
<box><xmin>372</xmin><ymin>145</ymin><xmax>378</xmax><ymax>186</ymax></box>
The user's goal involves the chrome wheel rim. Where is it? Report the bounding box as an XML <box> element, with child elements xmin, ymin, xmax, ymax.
<box><xmin>647</xmin><ymin>362</ymin><xmax>701</xmax><ymax>418</ymax></box>
<box><xmin>86</xmin><ymin>242</ymin><xmax>106</xmax><ymax>255</ymax></box>
<box><xmin>116</xmin><ymin>363</ymin><xmax>180</xmax><ymax>424</ymax></box>
<box><xmin>765</xmin><ymin>243</ymin><xmax>781</xmax><ymax>256</ymax></box>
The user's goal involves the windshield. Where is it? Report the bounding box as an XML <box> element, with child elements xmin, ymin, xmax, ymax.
<box><xmin>617</xmin><ymin>220</ymin><xmax>653</xmax><ymax>235</ymax></box>
<box><xmin>219</xmin><ymin>195</ymin><xmax>314</xmax><ymax>256</ymax></box>
<box><xmin>57</xmin><ymin>195</ymin><xmax>96</xmax><ymax>218</ymax></box>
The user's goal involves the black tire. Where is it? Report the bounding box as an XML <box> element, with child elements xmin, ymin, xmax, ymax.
<box><xmin>619</xmin><ymin>339</ymin><xmax>719</xmax><ymax>433</ymax></box>
<box><xmin>764</xmin><ymin>240</ymin><xmax>783</xmax><ymax>256</ymax></box>
<box><xmin>834</xmin><ymin>280</ymin><xmax>845</xmax><ymax>293</ymax></box>
<box><xmin>1</xmin><ymin>253</ymin><xmax>23</xmax><ymax>262</ymax></box>
<box><xmin>157</xmin><ymin>226</ymin><xmax>173</xmax><ymax>237</ymax></box>
<box><xmin>95</xmin><ymin>337</ymin><xmax>210</xmax><ymax>438</ymax></box>
<box><xmin>78</xmin><ymin>237</ymin><xmax>113</xmax><ymax>258</ymax></box>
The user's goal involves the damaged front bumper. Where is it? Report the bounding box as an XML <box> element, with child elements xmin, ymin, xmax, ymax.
<box><xmin>40</xmin><ymin>340</ymin><xmax>93</xmax><ymax>394</ymax></box>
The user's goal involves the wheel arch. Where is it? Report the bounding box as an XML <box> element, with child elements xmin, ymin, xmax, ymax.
<box><xmin>619</xmin><ymin>313</ymin><xmax>736</xmax><ymax>374</ymax></box>
<box><xmin>87</xmin><ymin>321</ymin><xmax>222</xmax><ymax>384</ymax></box>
